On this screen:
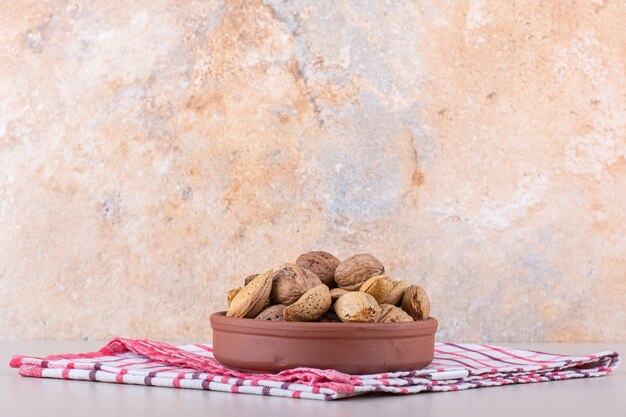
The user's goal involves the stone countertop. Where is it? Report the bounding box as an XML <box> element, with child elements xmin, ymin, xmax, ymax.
<box><xmin>1</xmin><ymin>341</ymin><xmax>623</xmax><ymax>417</ymax></box>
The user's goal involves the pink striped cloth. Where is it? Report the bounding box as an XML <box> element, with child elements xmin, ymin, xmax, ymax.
<box><xmin>10</xmin><ymin>338</ymin><xmax>620</xmax><ymax>401</ymax></box>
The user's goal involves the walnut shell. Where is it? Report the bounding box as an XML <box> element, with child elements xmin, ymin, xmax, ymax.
<box><xmin>334</xmin><ymin>254</ymin><xmax>385</xmax><ymax>291</ymax></box>
<box><xmin>376</xmin><ymin>304</ymin><xmax>413</xmax><ymax>323</ymax></box>
<box><xmin>401</xmin><ymin>285</ymin><xmax>430</xmax><ymax>320</ymax></box>
<box><xmin>227</xmin><ymin>270</ymin><xmax>273</xmax><ymax>318</ymax></box>
<box><xmin>284</xmin><ymin>285</ymin><xmax>331</xmax><ymax>322</ymax></box>
<box><xmin>244</xmin><ymin>273</ymin><xmax>259</xmax><ymax>286</ymax></box>
<box><xmin>226</xmin><ymin>287</ymin><xmax>242</xmax><ymax>306</ymax></box>
<box><xmin>255</xmin><ymin>304</ymin><xmax>286</xmax><ymax>321</ymax></box>
<box><xmin>329</xmin><ymin>287</ymin><xmax>348</xmax><ymax>303</ymax></box>
<box><xmin>333</xmin><ymin>291</ymin><xmax>381</xmax><ymax>323</ymax></box>
<box><xmin>295</xmin><ymin>251</ymin><xmax>340</xmax><ymax>288</ymax></box>
<box><xmin>382</xmin><ymin>280</ymin><xmax>406</xmax><ymax>306</ymax></box>
<box><xmin>359</xmin><ymin>275</ymin><xmax>394</xmax><ymax>304</ymax></box>
<box><xmin>270</xmin><ymin>263</ymin><xmax>322</xmax><ymax>305</ymax></box>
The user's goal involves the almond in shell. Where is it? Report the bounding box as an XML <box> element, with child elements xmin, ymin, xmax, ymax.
<box><xmin>295</xmin><ymin>251</ymin><xmax>340</xmax><ymax>288</ymax></box>
<box><xmin>244</xmin><ymin>273</ymin><xmax>259</xmax><ymax>286</ymax></box>
<box><xmin>329</xmin><ymin>287</ymin><xmax>348</xmax><ymax>303</ymax></box>
<box><xmin>382</xmin><ymin>279</ymin><xmax>406</xmax><ymax>306</ymax></box>
<box><xmin>401</xmin><ymin>285</ymin><xmax>430</xmax><ymax>320</ymax></box>
<box><xmin>226</xmin><ymin>287</ymin><xmax>242</xmax><ymax>306</ymax></box>
<box><xmin>334</xmin><ymin>254</ymin><xmax>384</xmax><ymax>291</ymax></box>
<box><xmin>284</xmin><ymin>285</ymin><xmax>331</xmax><ymax>322</ymax></box>
<box><xmin>255</xmin><ymin>304</ymin><xmax>286</xmax><ymax>321</ymax></box>
<box><xmin>359</xmin><ymin>275</ymin><xmax>394</xmax><ymax>304</ymax></box>
<box><xmin>333</xmin><ymin>291</ymin><xmax>381</xmax><ymax>323</ymax></box>
<box><xmin>376</xmin><ymin>304</ymin><xmax>413</xmax><ymax>323</ymax></box>
<box><xmin>227</xmin><ymin>270</ymin><xmax>273</xmax><ymax>318</ymax></box>
<box><xmin>270</xmin><ymin>264</ymin><xmax>322</xmax><ymax>305</ymax></box>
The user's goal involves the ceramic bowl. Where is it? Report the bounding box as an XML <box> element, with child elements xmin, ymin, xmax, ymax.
<box><xmin>210</xmin><ymin>311</ymin><xmax>438</xmax><ymax>374</ymax></box>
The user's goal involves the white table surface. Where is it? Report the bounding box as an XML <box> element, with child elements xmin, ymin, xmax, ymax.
<box><xmin>1</xmin><ymin>341</ymin><xmax>624</xmax><ymax>417</ymax></box>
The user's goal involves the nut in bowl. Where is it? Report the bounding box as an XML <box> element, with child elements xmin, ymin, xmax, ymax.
<box><xmin>211</xmin><ymin>251</ymin><xmax>438</xmax><ymax>374</ymax></box>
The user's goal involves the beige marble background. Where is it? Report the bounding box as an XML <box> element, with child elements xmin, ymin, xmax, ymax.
<box><xmin>0</xmin><ymin>0</ymin><xmax>624</xmax><ymax>342</ymax></box>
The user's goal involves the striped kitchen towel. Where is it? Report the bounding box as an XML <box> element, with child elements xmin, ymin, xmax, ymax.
<box><xmin>10</xmin><ymin>338</ymin><xmax>620</xmax><ymax>401</ymax></box>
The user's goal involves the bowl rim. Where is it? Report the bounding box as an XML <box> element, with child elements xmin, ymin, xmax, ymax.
<box><xmin>210</xmin><ymin>311</ymin><xmax>438</xmax><ymax>339</ymax></box>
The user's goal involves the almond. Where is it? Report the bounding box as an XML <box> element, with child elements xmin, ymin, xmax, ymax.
<box><xmin>226</xmin><ymin>287</ymin><xmax>242</xmax><ymax>306</ymax></box>
<box><xmin>296</xmin><ymin>251</ymin><xmax>340</xmax><ymax>288</ymax></box>
<box><xmin>376</xmin><ymin>304</ymin><xmax>413</xmax><ymax>323</ymax></box>
<box><xmin>329</xmin><ymin>287</ymin><xmax>348</xmax><ymax>303</ymax></box>
<box><xmin>284</xmin><ymin>284</ymin><xmax>332</xmax><ymax>322</ymax></box>
<box><xmin>255</xmin><ymin>304</ymin><xmax>286</xmax><ymax>321</ymax></box>
<box><xmin>333</xmin><ymin>291</ymin><xmax>381</xmax><ymax>323</ymax></box>
<box><xmin>226</xmin><ymin>270</ymin><xmax>273</xmax><ymax>318</ymax></box>
<box><xmin>359</xmin><ymin>275</ymin><xmax>394</xmax><ymax>304</ymax></box>
<box><xmin>244</xmin><ymin>273</ymin><xmax>259</xmax><ymax>286</ymax></box>
<box><xmin>334</xmin><ymin>254</ymin><xmax>384</xmax><ymax>291</ymax></box>
<box><xmin>270</xmin><ymin>263</ymin><xmax>322</xmax><ymax>305</ymax></box>
<box><xmin>382</xmin><ymin>279</ymin><xmax>406</xmax><ymax>306</ymax></box>
<box><xmin>401</xmin><ymin>285</ymin><xmax>430</xmax><ymax>320</ymax></box>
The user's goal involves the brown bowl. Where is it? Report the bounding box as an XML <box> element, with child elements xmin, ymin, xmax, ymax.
<box><xmin>210</xmin><ymin>311</ymin><xmax>438</xmax><ymax>374</ymax></box>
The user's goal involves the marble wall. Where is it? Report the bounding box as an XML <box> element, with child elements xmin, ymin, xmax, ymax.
<box><xmin>0</xmin><ymin>0</ymin><xmax>624</xmax><ymax>342</ymax></box>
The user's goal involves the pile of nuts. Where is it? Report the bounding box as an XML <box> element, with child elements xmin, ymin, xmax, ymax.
<box><xmin>225</xmin><ymin>252</ymin><xmax>431</xmax><ymax>323</ymax></box>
